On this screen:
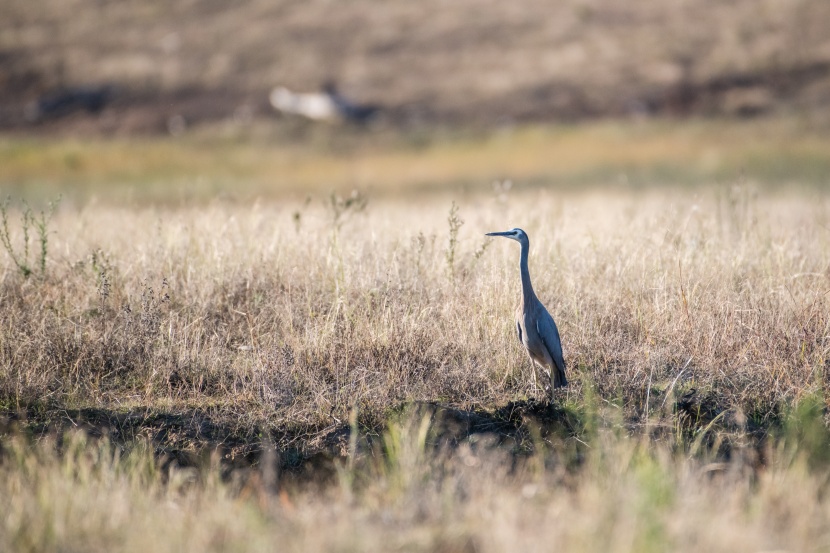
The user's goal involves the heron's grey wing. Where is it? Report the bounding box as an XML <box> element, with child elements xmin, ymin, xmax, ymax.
<box><xmin>536</xmin><ymin>308</ymin><xmax>567</xmax><ymax>386</ymax></box>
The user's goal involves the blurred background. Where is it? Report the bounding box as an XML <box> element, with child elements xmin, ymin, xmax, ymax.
<box><xmin>2</xmin><ymin>0</ymin><xmax>830</xmax><ymax>199</ymax></box>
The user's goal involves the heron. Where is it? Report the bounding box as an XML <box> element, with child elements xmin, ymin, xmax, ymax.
<box><xmin>269</xmin><ymin>82</ymin><xmax>379</xmax><ymax>124</ymax></box>
<box><xmin>486</xmin><ymin>228</ymin><xmax>567</xmax><ymax>399</ymax></box>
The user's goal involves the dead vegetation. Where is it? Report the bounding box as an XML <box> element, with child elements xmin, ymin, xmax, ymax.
<box><xmin>1</xmin><ymin>187</ymin><xmax>828</xmax><ymax>453</ymax></box>
<box><xmin>1</xmin><ymin>183</ymin><xmax>829</xmax><ymax>551</ymax></box>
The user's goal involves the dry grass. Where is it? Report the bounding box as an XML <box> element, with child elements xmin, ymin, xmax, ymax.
<box><xmin>1</xmin><ymin>185</ymin><xmax>828</xmax><ymax>436</ymax></box>
<box><xmin>3</xmin><ymin>405</ymin><xmax>830</xmax><ymax>553</ymax></box>
<box><xmin>2</xmin><ymin>182</ymin><xmax>830</xmax><ymax>551</ymax></box>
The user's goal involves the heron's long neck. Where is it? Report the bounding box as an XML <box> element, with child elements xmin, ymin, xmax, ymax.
<box><xmin>519</xmin><ymin>241</ymin><xmax>536</xmax><ymax>304</ymax></box>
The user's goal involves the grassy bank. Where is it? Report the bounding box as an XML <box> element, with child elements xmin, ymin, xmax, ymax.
<box><xmin>1</xmin><ymin>118</ymin><xmax>829</xmax><ymax>202</ymax></box>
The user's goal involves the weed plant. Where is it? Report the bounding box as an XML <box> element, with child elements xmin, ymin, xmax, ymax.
<box><xmin>0</xmin><ymin>196</ymin><xmax>59</xmax><ymax>278</ymax></box>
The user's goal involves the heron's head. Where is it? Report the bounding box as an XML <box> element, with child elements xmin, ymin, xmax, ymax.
<box><xmin>485</xmin><ymin>228</ymin><xmax>528</xmax><ymax>244</ymax></box>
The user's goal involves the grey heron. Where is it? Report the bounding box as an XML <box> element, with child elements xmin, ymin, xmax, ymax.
<box><xmin>486</xmin><ymin>228</ymin><xmax>567</xmax><ymax>399</ymax></box>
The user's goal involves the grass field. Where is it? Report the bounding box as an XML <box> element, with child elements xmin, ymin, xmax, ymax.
<box><xmin>1</xmin><ymin>120</ymin><xmax>830</xmax><ymax>551</ymax></box>
<box><xmin>2</xmin><ymin>117</ymin><xmax>830</xmax><ymax>202</ymax></box>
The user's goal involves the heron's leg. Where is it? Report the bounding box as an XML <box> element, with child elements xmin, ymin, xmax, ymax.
<box><xmin>541</xmin><ymin>368</ymin><xmax>553</xmax><ymax>402</ymax></box>
<box><xmin>531</xmin><ymin>362</ymin><xmax>551</xmax><ymax>399</ymax></box>
<box><xmin>534</xmin><ymin>355</ymin><xmax>555</xmax><ymax>402</ymax></box>
<box><xmin>531</xmin><ymin>361</ymin><xmax>553</xmax><ymax>401</ymax></box>
<box><xmin>527</xmin><ymin>356</ymin><xmax>538</xmax><ymax>395</ymax></box>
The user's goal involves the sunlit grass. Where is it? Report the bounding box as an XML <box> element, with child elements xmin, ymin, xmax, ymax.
<box><xmin>1</xmin><ymin>187</ymin><xmax>828</xmax><ymax>437</ymax></box>
<box><xmin>1</xmin><ymin>117</ymin><xmax>828</xmax><ymax>203</ymax></box>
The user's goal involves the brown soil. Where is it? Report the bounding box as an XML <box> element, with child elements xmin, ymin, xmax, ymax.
<box><xmin>2</xmin><ymin>0</ymin><xmax>830</xmax><ymax>135</ymax></box>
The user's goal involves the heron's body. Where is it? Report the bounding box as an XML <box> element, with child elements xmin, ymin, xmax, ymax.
<box><xmin>487</xmin><ymin>228</ymin><xmax>567</xmax><ymax>398</ymax></box>
<box><xmin>269</xmin><ymin>82</ymin><xmax>378</xmax><ymax>124</ymax></box>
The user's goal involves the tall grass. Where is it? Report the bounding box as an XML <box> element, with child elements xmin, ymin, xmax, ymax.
<box><xmin>3</xmin><ymin>401</ymin><xmax>830</xmax><ymax>553</ymax></box>
<box><xmin>1</xmin><ymin>184</ymin><xmax>829</xmax><ymax>551</ymax></box>
<box><xmin>1</xmin><ymin>185</ymin><xmax>827</xmax><ymax>438</ymax></box>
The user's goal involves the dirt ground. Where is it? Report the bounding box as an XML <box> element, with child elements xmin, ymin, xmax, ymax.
<box><xmin>2</xmin><ymin>0</ymin><xmax>830</xmax><ymax>135</ymax></box>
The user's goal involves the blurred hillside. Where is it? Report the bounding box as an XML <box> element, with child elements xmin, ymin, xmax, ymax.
<box><xmin>2</xmin><ymin>0</ymin><xmax>830</xmax><ymax>134</ymax></box>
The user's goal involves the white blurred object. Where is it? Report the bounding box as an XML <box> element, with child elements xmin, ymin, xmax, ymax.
<box><xmin>269</xmin><ymin>82</ymin><xmax>379</xmax><ymax>124</ymax></box>
<box><xmin>269</xmin><ymin>86</ymin><xmax>338</xmax><ymax>121</ymax></box>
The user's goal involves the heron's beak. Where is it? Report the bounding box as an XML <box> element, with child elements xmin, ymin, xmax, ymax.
<box><xmin>485</xmin><ymin>231</ymin><xmax>512</xmax><ymax>237</ymax></box>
